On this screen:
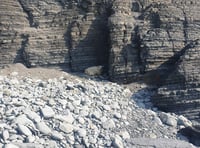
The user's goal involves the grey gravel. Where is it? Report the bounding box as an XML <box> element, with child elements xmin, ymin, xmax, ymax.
<box><xmin>0</xmin><ymin>72</ymin><xmax>197</xmax><ymax>148</ymax></box>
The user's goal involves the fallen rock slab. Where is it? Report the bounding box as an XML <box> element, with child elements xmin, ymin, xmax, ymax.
<box><xmin>127</xmin><ymin>138</ymin><xmax>196</xmax><ymax>148</ymax></box>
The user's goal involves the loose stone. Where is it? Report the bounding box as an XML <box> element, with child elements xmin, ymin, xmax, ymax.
<box><xmin>77</xmin><ymin>128</ymin><xmax>87</xmax><ymax>138</ymax></box>
<box><xmin>51</xmin><ymin>131</ymin><xmax>64</xmax><ymax>140</ymax></box>
<box><xmin>25</xmin><ymin>110</ymin><xmax>41</xmax><ymax>123</ymax></box>
<box><xmin>102</xmin><ymin>119</ymin><xmax>116</xmax><ymax>129</ymax></box>
<box><xmin>2</xmin><ymin>130</ymin><xmax>9</xmax><ymax>141</ymax></box>
<box><xmin>112</xmin><ymin>135</ymin><xmax>124</xmax><ymax>148</ymax></box>
<box><xmin>159</xmin><ymin>113</ymin><xmax>177</xmax><ymax>127</ymax></box>
<box><xmin>36</xmin><ymin>122</ymin><xmax>52</xmax><ymax>135</ymax></box>
<box><xmin>17</xmin><ymin>124</ymin><xmax>32</xmax><ymax>136</ymax></box>
<box><xmin>40</xmin><ymin>106</ymin><xmax>55</xmax><ymax>118</ymax></box>
<box><xmin>4</xmin><ymin>144</ymin><xmax>19</xmax><ymax>148</ymax></box>
<box><xmin>59</xmin><ymin>122</ymin><xmax>74</xmax><ymax>134</ymax></box>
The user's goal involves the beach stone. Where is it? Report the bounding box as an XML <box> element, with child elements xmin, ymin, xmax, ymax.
<box><xmin>54</xmin><ymin>114</ymin><xmax>74</xmax><ymax>124</ymax></box>
<box><xmin>51</xmin><ymin>131</ymin><xmax>64</xmax><ymax>140</ymax></box>
<box><xmin>40</xmin><ymin>106</ymin><xmax>55</xmax><ymax>118</ymax></box>
<box><xmin>2</xmin><ymin>130</ymin><xmax>9</xmax><ymax>141</ymax></box>
<box><xmin>26</xmin><ymin>135</ymin><xmax>36</xmax><ymax>143</ymax></box>
<box><xmin>77</xmin><ymin>128</ymin><xmax>87</xmax><ymax>138</ymax></box>
<box><xmin>25</xmin><ymin>110</ymin><xmax>41</xmax><ymax>123</ymax></box>
<box><xmin>159</xmin><ymin>113</ymin><xmax>177</xmax><ymax>127</ymax></box>
<box><xmin>14</xmin><ymin>115</ymin><xmax>34</xmax><ymax>126</ymax></box>
<box><xmin>17</xmin><ymin>124</ymin><xmax>32</xmax><ymax>136</ymax></box>
<box><xmin>112</xmin><ymin>135</ymin><xmax>124</xmax><ymax>148</ymax></box>
<box><xmin>84</xmin><ymin>66</ymin><xmax>103</xmax><ymax>76</ymax></box>
<box><xmin>36</xmin><ymin>122</ymin><xmax>52</xmax><ymax>135</ymax></box>
<box><xmin>119</xmin><ymin>131</ymin><xmax>130</xmax><ymax>140</ymax></box>
<box><xmin>102</xmin><ymin>119</ymin><xmax>116</xmax><ymax>129</ymax></box>
<box><xmin>4</xmin><ymin>144</ymin><xmax>19</xmax><ymax>148</ymax></box>
<box><xmin>59</xmin><ymin>122</ymin><xmax>74</xmax><ymax>134</ymax></box>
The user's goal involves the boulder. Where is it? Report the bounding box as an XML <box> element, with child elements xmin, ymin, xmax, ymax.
<box><xmin>84</xmin><ymin>66</ymin><xmax>103</xmax><ymax>76</ymax></box>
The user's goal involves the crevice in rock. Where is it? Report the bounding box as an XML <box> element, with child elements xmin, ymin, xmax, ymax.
<box><xmin>166</xmin><ymin>25</ymin><xmax>176</xmax><ymax>53</ymax></box>
<box><xmin>151</xmin><ymin>12</ymin><xmax>161</xmax><ymax>28</ymax></box>
<box><xmin>17</xmin><ymin>0</ymin><xmax>38</xmax><ymax>28</ymax></box>
<box><xmin>65</xmin><ymin>2</ymin><xmax>112</xmax><ymax>74</ymax></box>
<box><xmin>64</xmin><ymin>20</ymin><xmax>77</xmax><ymax>70</ymax></box>
<box><xmin>17</xmin><ymin>34</ymin><xmax>30</xmax><ymax>67</ymax></box>
<box><xmin>143</xmin><ymin>39</ymin><xmax>198</xmax><ymax>86</ymax></box>
<box><xmin>133</xmin><ymin>26</ymin><xmax>143</xmax><ymax>74</ymax></box>
<box><xmin>182</xmin><ymin>9</ymin><xmax>189</xmax><ymax>45</ymax></box>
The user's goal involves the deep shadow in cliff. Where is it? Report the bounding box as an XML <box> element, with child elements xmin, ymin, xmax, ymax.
<box><xmin>179</xmin><ymin>125</ymin><xmax>200</xmax><ymax>146</ymax></box>
<box><xmin>63</xmin><ymin>15</ymin><xmax>111</xmax><ymax>75</ymax></box>
<box><xmin>14</xmin><ymin>34</ymin><xmax>29</xmax><ymax>65</ymax></box>
<box><xmin>141</xmin><ymin>39</ymin><xmax>199</xmax><ymax>86</ymax></box>
<box><xmin>150</xmin><ymin>40</ymin><xmax>200</xmax><ymax>119</ymax></box>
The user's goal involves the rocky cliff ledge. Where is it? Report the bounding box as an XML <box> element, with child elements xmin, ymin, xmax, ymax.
<box><xmin>1</xmin><ymin>0</ymin><xmax>200</xmax><ymax>122</ymax></box>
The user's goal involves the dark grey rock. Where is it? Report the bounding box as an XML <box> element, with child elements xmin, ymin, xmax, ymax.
<box><xmin>127</xmin><ymin>138</ymin><xmax>196</xmax><ymax>148</ymax></box>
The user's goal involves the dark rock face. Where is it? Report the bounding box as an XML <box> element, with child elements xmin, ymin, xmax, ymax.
<box><xmin>0</xmin><ymin>0</ymin><xmax>112</xmax><ymax>70</ymax></box>
<box><xmin>179</xmin><ymin>125</ymin><xmax>200</xmax><ymax>146</ymax></box>
<box><xmin>143</xmin><ymin>1</ymin><xmax>200</xmax><ymax>121</ymax></box>
<box><xmin>1</xmin><ymin>0</ymin><xmax>200</xmax><ymax>122</ymax></box>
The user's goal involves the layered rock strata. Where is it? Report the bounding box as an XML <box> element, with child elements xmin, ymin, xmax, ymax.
<box><xmin>1</xmin><ymin>0</ymin><xmax>200</xmax><ymax>123</ymax></box>
<box><xmin>0</xmin><ymin>0</ymin><xmax>112</xmax><ymax>70</ymax></box>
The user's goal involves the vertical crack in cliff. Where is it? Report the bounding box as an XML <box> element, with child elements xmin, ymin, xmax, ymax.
<box><xmin>134</xmin><ymin>25</ymin><xmax>143</xmax><ymax>74</ymax></box>
<box><xmin>15</xmin><ymin>34</ymin><xmax>29</xmax><ymax>66</ymax></box>
<box><xmin>122</xmin><ymin>28</ymin><xmax>129</xmax><ymax>81</ymax></box>
<box><xmin>182</xmin><ymin>9</ymin><xmax>189</xmax><ymax>46</ymax></box>
<box><xmin>64</xmin><ymin>20</ymin><xmax>75</xmax><ymax>70</ymax></box>
<box><xmin>17</xmin><ymin>0</ymin><xmax>37</xmax><ymax>28</ymax></box>
<box><xmin>166</xmin><ymin>26</ymin><xmax>176</xmax><ymax>54</ymax></box>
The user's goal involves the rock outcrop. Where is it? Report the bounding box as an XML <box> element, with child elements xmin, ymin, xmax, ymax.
<box><xmin>0</xmin><ymin>0</ymin><xmax>112</xmax><ymax>70</ymax></box>
<box><xmin>1</xmin><ymin>0</ymin><xmax>200</xmax><ymax>122</ymax></box>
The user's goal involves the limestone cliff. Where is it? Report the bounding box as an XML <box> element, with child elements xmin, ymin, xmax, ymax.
<box><xmin>1</xmin><ymin>0</ymin><xmax>200</xmax><ymax>122</ymax></box>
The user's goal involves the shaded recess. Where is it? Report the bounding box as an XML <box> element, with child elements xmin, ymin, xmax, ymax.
<box><xmin>179</xmin><ymin>125</ymin><xmax>200</xmax><ymax>146</ymax></box>
<box><xmin>0</xmin><ymin>0</ymin><xmax>30</xmax><ymax>67</ymax></box>
<box><xmin>68</xmin><ymin>1</ymin><xmax>113</xmax><ymax>72</ymax></box>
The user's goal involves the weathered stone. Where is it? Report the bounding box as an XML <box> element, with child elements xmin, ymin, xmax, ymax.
<box><xmin>102</xmin><ymin>119</ymin><xmax>116</xmax><ymax>129</ymax></box>
<box><xmin>59</xmin><ymin>122</ymin><xmax>74</xmax><ymax>134</ymax></box>
<box><xmin>127</xmin><ymin>138</ymin><xmax>196</xmax><ymax>148</ymax></box>
<box><xmin>25</xmin><ymin>110</ymin><xmax>41</xmax><ymax>123</ymax></box>
<box><xmin>51</xmin><ymin>131</ymin><xmax>64</xmax><ymax>140</ymax></box>
<box><xmin>112</xmin><ymin>135</ymin><xmax>124</xmax><ymax>148</ymax></box>
<box><xmin>2</xmin><ymin>130</ymin><xmax>9</xmax><ymax>141</ymax></box>
<box><xmin>159</xmin><ymin>112</ymin><xmax>177</xmax><ymax>127</ymax></box>
<box><xmin>54</xmin><ymin>114</ymin><xmax>74</xmax><ymax>124</ymax></box>
<box><xmin>36</xmin><ymin>122</ymin><xmax>52</xmax><ymax>135</ymax></box>
<box><xmin>178</xmin><ymin>116</ymin><xmax>192</xmax><ymax>127</ymax></box>
<box><xmin>40</xmin><ymin>106</ymin><xmax>55</xmax><ymax>118</ymax></box>
<box><xmin>77</xmin><ymin>128</ymin><xmax>87</xmax><ymax>138</ymax></box>
<box><xmin>17</xmin><ymin>124</ymin><xmax>32</xmax><ymax>136</ymax></box>
<box><xmin>4</xmin><ymin>144</ymin><xmax>19</xmax><ymax>148</ymax></box>
<box><xmin>119</xmin><ymin>131</ymin><xmax>130</xmax><ymax>140</ymax></box>
<box><xmin>85</xmin><ymin>66</ymin><xmax>103</xmax><ymax>76</ymax></box>
<box><xmin>26</xmin><ymin>135</ymin><xmax>36</xmax><ymax>143</ymax></box>
<box><xmin>14</xmin><ymin>115</ymin><xmax>34</xmax><ymax>127</ymax></box>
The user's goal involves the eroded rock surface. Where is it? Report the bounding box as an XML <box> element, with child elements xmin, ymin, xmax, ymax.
<box><xmin>1</xmin><ymin>0</ymin><xmax>200</xmax><ymax>136</ymax></box>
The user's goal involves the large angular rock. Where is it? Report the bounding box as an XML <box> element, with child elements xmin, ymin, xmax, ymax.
<box><xmin>127</xmin><ymin>138</ymin><xmax>196</xmax><ymax>148</ymax></box>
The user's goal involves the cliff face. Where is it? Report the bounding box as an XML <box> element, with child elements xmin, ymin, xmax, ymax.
<box><xmin>1</xmin><ymin>0</ymin><xmax>200</xmax><ymax>121</ymax></box>
<box><xmin>0</xmin><ymin>0</ymin><xmax>112</xmax><ymax>70</ymax></box>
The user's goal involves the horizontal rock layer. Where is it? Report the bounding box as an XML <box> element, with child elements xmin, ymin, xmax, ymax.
<box><xmin>1</xmin><ymin>0</ymin><xmax>200</xmax><ymax>122</ymax></box>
